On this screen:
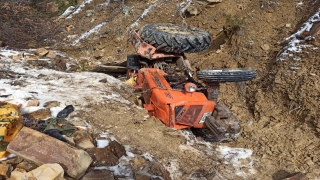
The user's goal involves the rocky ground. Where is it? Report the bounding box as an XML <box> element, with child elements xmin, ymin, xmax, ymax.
<box><xmin>0</xmin><ymin>0</ymin><xmax>319</xmax><ymax>180</ymax></box>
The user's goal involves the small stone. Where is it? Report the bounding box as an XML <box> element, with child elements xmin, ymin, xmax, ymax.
<box><xmin>261</xmin><ymin>44</ymin><xmax>270</xmax><ymax>51</ymax></box>
<box><xmin>86</xmin><ymin>147</ymin><xmax>119</xmax><ymax>166</ymax></box>
<box><xmin>86</xmin><ymin>10</ymin><xmax>95</xmax><ymax>17</ymax></box>
<box><xmin>43</xmin><ymin>101</ymin><xmax>61</xmax><ymax>108</ymax></box>
<box><xmin>46</xmin><ymin>50</ymin><xmax>56</xmax><ymax>58</ymax></box>
<box><xmin>7</xmin><ymin>127</ymin><xmax>92</xmax><ymax>179</ymax></box>
<box><xmin>93</xmin><ymin>50</ymin><xmax>104</xmax><ymax>59</ymax></box>
<box><xmin>305</xmin><ymin>159</ymin><xmax>314</xmax><ymax>166</ymax></box>
<box><xmin>286</xmin><ymin>23</ymin><xmax>291</xmax><ymax>28</ymax></box>
<box><xmin>64</xmin><ymin>25</ymin><xmax>74</xmax><ymax>32</ymax></box>
<box><xmin>35</xmin><ymin>48</ymin><xmax>48</xmax><ymax>57</ymax></box>
<box><xmin>16</xmin><ymin>161</ymin><xmax>38</xmax><ymax>172</ymax></box>
<box><xmin>186</xmin><ymin>6</ymin><xmax>199</xmax><ymax>15</ymax></box>
<box><xmin>132</xmin><ymin>156</ymin><xmax>147</xmax><ymax>166</ymax></box>
<box><xmin>7</xmin><ymin>168</ymin><xmax>27</xmax><ymax>180</ymax></box>
<box><xmin>27</xmin><ymin>163</ymin><xmax>64</xmax><ymax>180</ymax></box>
<box><xmin>23</xmin><ymin>108</ymin><xmax>51</xmax><ymax>120</ymax></box>
<box><xmin>72</xmin><ymin>130</ymin><xmax>95</xmax><ymax>150</ymax></box>
<box><xmin>82</xmin><ymin>169</ymin><xmax>114</xmax><ymax>180</ymax></box>
<box><xmin>25</xmin><ymin>55</ymin><xmax>38</xmax><ymax>61</ymax></box>
<box><xmin>0</xmin><ymin>163</ymin><xmax>13</xmax><ymax>178</ymax></box>
<box><xmin>107</xmin><ymin>140</ymin><xmax>126</xmax><ymax>158</ymax></box>
<box><xmin>26</xmin><ymin>100</ymin><xmax>39</xmax><ymax>107</ymax></box>
<box><xmin>11</xmin><ymin>55</ymin><xmax>22</xmax><ymax>61</ymax></box>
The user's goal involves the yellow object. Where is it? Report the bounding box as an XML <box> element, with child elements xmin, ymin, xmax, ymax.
<box><xmin>0</xmin><ymin>102</ymin><xmax>23</xmax><ymax>158</ymax></box>
<box><xmin>125</xmin><ymin>77</ymin><xmax>136</xmax><ymax>85</ymax></box>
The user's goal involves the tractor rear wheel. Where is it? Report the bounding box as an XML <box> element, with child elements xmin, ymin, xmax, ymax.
<box><xmin>197</xmin><ymin>68</ymin><xmax>257</xmax><ymax>82</ymax></box>
<box><xmin>139</xmin><ymin>23</ymin><xmax>212</xmax><ymax>54</ymax></box>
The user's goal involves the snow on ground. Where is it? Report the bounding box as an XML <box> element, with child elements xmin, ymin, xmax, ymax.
<box><xmin>0</xmin><ymin>49</ymin><xmax>142</xmax><ymax>178</ymax></box>
<box><xmin>216</xmin><ymin>146</ymin><xmax>256</xmax><ymax>177</ymax></box>
<box><xmin>180</xmin><ymin>129</ymin><xmax>256</xmax><ymax>178</ymax></box>
<box><xmin>66</xmin><ymin>0</ymin><xmax>94</xmax><ymax>19</ymax></box>
<box><xmin>129</xmin><ymin>0</ymin><xmax>164</xmax><ymax>29</ymax></box>
<box><xmin>0</xmin><ymin>49</ymin><xmax>129</xmax><ymax>116</ymax></box>
<box><xmin>179</xmin><ymin>0</ymin><xmax>193</xmax><ymax>14</ymax></box>
<box><xmin>277</xmin><ymin>8</ymin><xmax>320</xmax><ymax>60</ymax></box>
<box><xmin>71</xmin><ymin>22</ymin><xmax>107</xmax><ymax>46</ymax></box>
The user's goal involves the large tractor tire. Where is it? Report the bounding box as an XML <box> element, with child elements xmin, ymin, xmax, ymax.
<box><xmin>139</xmin><ymin>23</ymin><xmax>212</xmax><ymax>53</ymax></box>
<box><xmin>197</xmin><ymin>68</ymin><xmax>257</xmax><ymax>82</ymax></box>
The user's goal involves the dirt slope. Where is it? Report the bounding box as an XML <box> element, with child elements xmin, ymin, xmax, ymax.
<box><xmin>56</xmin><ymin>0</ymin><xmax>320</xmax><ymax>179</ymax></box>
<box><xmin>1</xmin><ymin>0</ymin><xmax>320</xmax><ymax>179</ymax></box>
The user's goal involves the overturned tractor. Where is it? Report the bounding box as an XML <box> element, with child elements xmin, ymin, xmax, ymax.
<box><xmin>127</xmin><ymin>23</ymin><xmax>256</xmax><ymax>142</ymax></box>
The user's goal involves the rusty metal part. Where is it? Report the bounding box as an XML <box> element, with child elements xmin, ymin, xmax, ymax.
<box><xmin>130</xmin><ymin>31</ymin><xmax>182</xmax><ymax>60</ymax></box>
<box><xmin>204</xmin><ymin>103</ymin><xmax>241</xmax><ymax>142</ymax></box>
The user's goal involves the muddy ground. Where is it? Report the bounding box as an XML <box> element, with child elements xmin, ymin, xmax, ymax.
<box><xmin>1</xmin><ymin>0</ymin><xmax>320</xmax><ymax>179</ymax></box>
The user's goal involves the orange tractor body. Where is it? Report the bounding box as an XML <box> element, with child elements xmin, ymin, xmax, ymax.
<box><xmin>135</xmin><ymin>68</ymin><xmax>215</xmax><ymax>129</ymax></box>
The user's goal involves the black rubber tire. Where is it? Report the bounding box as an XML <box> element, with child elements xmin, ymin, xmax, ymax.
<box><xmin>139</xmin><ymin>23</ymin><xmax>212</xmax><ymax>53</ymax></box>
<box><xmin>197</xmin><ymin>68</ymin><xmax>257</xmax><ymax>82</ymax></box>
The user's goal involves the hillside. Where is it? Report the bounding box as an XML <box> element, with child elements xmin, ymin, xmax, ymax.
<box><xmin>0</xmin><ymin>0</ymin><xmax>319</xmax><ymax>179</ymax></box>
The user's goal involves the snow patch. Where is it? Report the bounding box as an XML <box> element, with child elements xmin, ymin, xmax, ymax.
<box><xmin>97</xmin><ymin>139</ymin><xmax>110</xmax><ymax>148</ymax></box>
<box><xmin>179</xmin><ymin>0</ymin><xmax>193</xmax><ymax>14</ymax></box>
<box><xmin>130</xmin><ymin>0</ymin><xmax>162</xmax><ymax>29</ymax></box>
<box><xmin>164</xmin><ymin>159</ymin><xmax>182</xmax><ymax>179</ymax></box>
<box><xmin>71</xmin><ymin>22</ymin><xmax>107</xmax><ymax>46</ymax></box>
<box><xmin>94</xmin><ymin>156</ymin><xmax>133</xmax><ymax>178</ymax></box>
<box><xmin>94</xmin><ymin>145</ymin><xmax>136</xmax><ymax>178</ymax></box>
<box><xmin>142</xmin><ymin>152</ymin><xmax>154</xmax><ymax>162</ymax></box>
<box><xmin>0</xmin><ymin>49</ymin><xmax>128</xmax><ymax>115</ymax></box>
<box><xmin>66</xmin><ymin>0</ymin><xmax>94</xmax><ymax>19</ymax></box>
<box><xmin>96</xmin><ymin>132</ymin><xmax>111</xmax><ymax>148</ymax></box>
<box><xmin>277</xmin><ymin>8</ymin><xmax>320</xmax><ymax>60</ymax></box>
<box><xmin>216</xmin><ymin>146</ymin><xmax>256</xmax><ymax>177</ymax></box>
<box><xmin>180</xmin><ymin>129</ymin><xmax>213</xmax><ymax>155</ymax></box>
<box><xmin>59</xmin><ymin>6</ymin><xmax>76</xmax><ymax>19</ymax></box>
